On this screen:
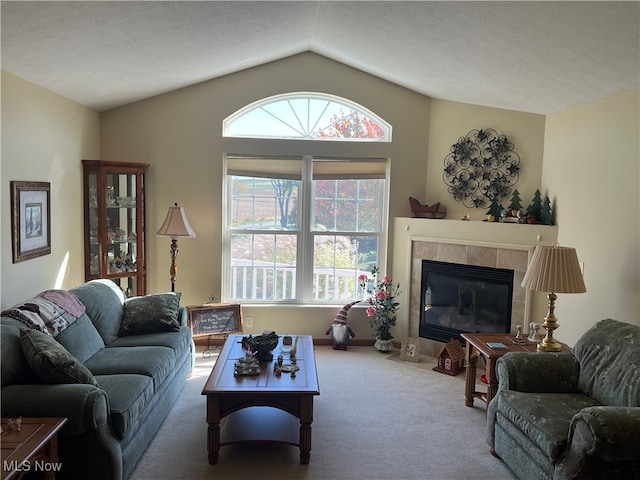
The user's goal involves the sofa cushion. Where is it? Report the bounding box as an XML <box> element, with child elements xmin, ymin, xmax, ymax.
<box><xmin>574</xmin><ymin>319</ymin><xmax>640</xmax><ymax>407</ymax></box>
<box><xmin>109</xmin><ymin>327</ymin><xmax>191</xmax><ymax>350</ymax></box>
<box><xmin>70</xmin><ymin>279</ymin><xmax>125</xmax><ymax>345</ymax></box>
<box><xmin>1</xmin><ymin>318</ymin><xmax>39</xmax><ymax>386</ymax></box>
<box><xmin>497</xmin><ymin>390</ymin><xmax>601</xmax><ymax>461</ymax></box>
<box><xmin>94</xmin><ymin>373</ymin><xmax>155</xmax><ymax>439</ymax></box>
<box><xmin>55</xmin><ymin>313</ymin><xmax>105</xmax><ymax>363</ymax></box>
<box><xmin>19</xmin><ymin>329</ymin><xmax>98</xmax><ymax>386</ymax></box>
<box><xmin>84</xmin><ymin>346</ymin><xmax>176</xmax><ymax>391</ymax></box>
<box><xmin>119</xmin><ymin>292</ymin><xmax>181</xmax><ymax>336</ymax></box>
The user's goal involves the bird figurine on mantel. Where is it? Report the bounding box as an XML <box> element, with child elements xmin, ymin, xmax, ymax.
<box><xmin>326</xmin><ymin>301</ymin><xmax>359</xmax><ymax>350</ymax></box>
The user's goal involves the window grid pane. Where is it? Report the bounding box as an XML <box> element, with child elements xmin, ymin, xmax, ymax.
<box><xmin>230</xmin><ymin>233</ymin><xmax>297</xmax><ymax>301</ymax></box>
<box><xmin>313</xmin><ymin>179</ymin><xmax>383</xmax><ymax>232</ymax></box>
<box><xmin>312</xmin><ymin>234</ymin><xmax>379</xmax><ymax>301</ymax></box>
<box><xmin>231</xmin><ymin>176</ymin><xmax>299</xmax><ymax>230</ymax></box>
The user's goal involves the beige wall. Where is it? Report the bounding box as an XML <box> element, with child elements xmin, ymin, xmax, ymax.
<box><xmin>99</xmin><ymin>52</ymin><xmax>430</xmax><ymax>338</ymax></box>
<box><xmin>1</xmin><ymin>71</ymin><xmax>100</xmax><ymax>308</ymax></box>
<box><xmin>426</xmin><ymin>99</ymin><xmax>546</xmax><ymax>221</ymax></box>
<box><xmin>3</xmin><ymin>58</ymin><xmax>637</xmax><ymax>345</ymax></box>
<box><xmin>542</xmin><ymin>88</ymin><xmax>640</xmax><ymax>345</ymax></box>
<box><xmin>100</xmin><ymin>53</ymin><xmax>551</xmax><ymax>339</ymax></box>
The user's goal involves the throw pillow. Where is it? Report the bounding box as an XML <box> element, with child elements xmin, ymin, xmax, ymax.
<box><xmin>119</xmin><ymin>292</ymin><xmax>181</xmax><ymax>336</ymax></box>
<box><xmin>19</xmin><ymin>329</ymin><xmax>98</xmax><ymax>385</ymax></box>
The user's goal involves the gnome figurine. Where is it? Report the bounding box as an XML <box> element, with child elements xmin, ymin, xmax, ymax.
<box><xmin>326</xmin><ymin>300</ymin><xmax>359</xmax><ymax>350</ymax></box>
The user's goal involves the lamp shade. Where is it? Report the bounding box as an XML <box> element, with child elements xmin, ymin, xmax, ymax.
<box><xmin>521</xmin><ymin>245</ymin><xmax>586</xmax><ymax>293</ymax></box>
<box><xmin>157</xmin><ymin>203</ymin><xmax>196</xmax><ymax>238</ymax></box>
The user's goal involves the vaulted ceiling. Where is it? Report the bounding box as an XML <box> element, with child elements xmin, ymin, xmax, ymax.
<box><xmin>2</xmin><ymin>1</ymin><xmax>638</xmax><ymax>114</ymax></box>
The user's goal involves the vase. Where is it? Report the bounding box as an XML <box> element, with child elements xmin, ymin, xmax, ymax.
<box><xmin>374</xmin><ymin>338</ymin><xmax>394</xmax><ymax>352</ymax></box>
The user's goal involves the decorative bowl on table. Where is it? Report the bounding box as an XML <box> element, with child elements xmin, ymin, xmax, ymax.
<box><xmin>241</xmin><ymin>332</ymin><xmax>279</xmax><ymax>362</ymax></box>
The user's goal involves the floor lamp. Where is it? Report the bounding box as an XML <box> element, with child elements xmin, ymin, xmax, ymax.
<box><xmin>157</xmin><ymin>203</ymin><xmax>196</xmax><ymax>292</ymax></box>
<box><xmin>521</xmin><ymin>244</ymin><xmax>586</xmax><ymax>352</ymax></box>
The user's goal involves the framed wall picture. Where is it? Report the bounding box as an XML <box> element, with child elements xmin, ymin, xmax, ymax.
<box><xmin>187</xmin><ymin>303</ymin><xmax>242</xmax><ymax>337</ymax></box>
<box><xmin>11</xmin><ymin>181</ymin><xmax>51</xmax><ymax>263</ymax></box>
<box><xmin>400</xmin><ymin>337</ymin><xmax>420</xmax><ymax>363</ymax></box>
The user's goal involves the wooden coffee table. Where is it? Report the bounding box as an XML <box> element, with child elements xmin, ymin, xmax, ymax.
<box><xmin>461</xmin><ymin>333</ymin><xmax>570</xmax><ymax>408</ymax></box>
<box><xmin>1</xmin><ymin>417</ymin><xmax>68</xmax><ymax>480</ymax></box>
<box><xmin>202</xmin><ymin>334</ymin><xmax>319</xmax><ymax>464</ymax></box>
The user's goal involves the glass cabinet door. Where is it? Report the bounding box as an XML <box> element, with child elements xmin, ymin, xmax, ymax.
<box><xmin>87</xmin><ymin>171</ymin><xmax>100</xmax><ymax>275</ymax></box>
<box><xmin>83</xmin><ymin>160</ymin><xmax>149</xmax><ymax>296</ymax></box>
<box><xmin>105</xmin><ymin>171</ymin><xmax>139</xmax><ymax>276</ymax></box>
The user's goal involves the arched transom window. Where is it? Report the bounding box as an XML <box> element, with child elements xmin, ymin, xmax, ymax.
<box><xmin>223</xmin><ymin>92</ymin><xmax>392</xmax><ymax>141</ymax></box>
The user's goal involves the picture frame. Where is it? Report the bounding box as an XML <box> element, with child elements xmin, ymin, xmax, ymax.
<box><xmin>187</xmin><ymin>303</ymin><xmax>243</xmax><ymax>337</ymax></box>
<box><xmin>400</xmin><ymin>337</ymin><xmax>420</xmax><ymax>363</ymax></box>
<box><xmin>11</xmin><ymin>181</ymin><xmax>51</xmax><ymax>263</ymax></box>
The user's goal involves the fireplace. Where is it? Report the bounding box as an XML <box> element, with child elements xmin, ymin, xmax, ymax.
<box><xmin>419</xmin><ymin>260</ymin><xmax>514</xmax><ymax>345</ymax></box>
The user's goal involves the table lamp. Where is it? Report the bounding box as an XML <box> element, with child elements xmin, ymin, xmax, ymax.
<box><xmin>157</xmin><ymin>203</ymin><xmax>196</xmax><ymax>292</ymax></box>
<box><xmin>521</xmin><ymin>243</ymin><xmax>586</xmax><ymax>352</ymax></box>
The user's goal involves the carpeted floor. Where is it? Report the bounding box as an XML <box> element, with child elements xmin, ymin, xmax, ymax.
<box><xmin>129</xmin><ymin>345</ymin><xmax>516</xmax><ymax>480</ymax></box>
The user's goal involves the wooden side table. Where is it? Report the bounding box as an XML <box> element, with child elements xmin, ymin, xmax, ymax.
<box><xmin>1</xmin><ymin>417</ymin><xmax>68</xmax><ymax>480</ymax></box>
<box><xmin>461</xmin><ymin>333</ymin><xmax>570</xmax><ymax>408</ymax></box>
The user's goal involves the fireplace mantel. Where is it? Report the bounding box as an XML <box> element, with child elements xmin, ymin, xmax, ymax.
<box><xmin>392</xmin><ymin>217</ymin><xmax>558</xmax><ymax>355</ymax></box>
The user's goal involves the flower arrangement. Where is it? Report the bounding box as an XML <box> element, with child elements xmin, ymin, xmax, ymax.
<box><xmin>358</xmin><ymin>266</ymin><xmax>401</xmax><ymax>341</ymax></box>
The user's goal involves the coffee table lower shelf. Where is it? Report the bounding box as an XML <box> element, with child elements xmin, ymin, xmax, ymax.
<box><xmin>220</xmin><ymin>407</ymin><xmax>300</xmax><ymax>446</ymax></box>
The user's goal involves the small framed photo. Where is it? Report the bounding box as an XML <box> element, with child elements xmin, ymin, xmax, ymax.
<box><xmin>11</xmin><ymin>181</ymin><xmax>51</xmax><ymax>263</ymax></box>
<box><xmin>400</xmin><ymin>337</ymin><xmax>420</xmax><ymax>363</ymax></box>
<box><xmin>187</xmin><ymin>303</ymin><xmax>242</xmax><ymax>337</ymax></box>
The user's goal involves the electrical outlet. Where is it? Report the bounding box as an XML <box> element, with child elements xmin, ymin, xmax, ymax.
<box><xmin>245</xmin><ymin>316</ymin><xmax>253</xmax><ymax>327</ymax></box>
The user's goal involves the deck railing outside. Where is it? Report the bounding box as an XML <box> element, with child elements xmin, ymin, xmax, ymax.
<box><xmin>230</xmin><ymin>259</ymin><xmax>366</xmax><ymax>301</ymax></box>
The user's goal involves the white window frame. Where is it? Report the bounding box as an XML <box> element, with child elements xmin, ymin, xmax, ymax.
<box><xmin>222</xmin><ymin>91</ymin><xmax>392</xmax><ymax>142</ymax></box>
<box><xmin>222</xmin><ymin>155</ymin><xmax>389</xmax><ymax>305</ymax></box>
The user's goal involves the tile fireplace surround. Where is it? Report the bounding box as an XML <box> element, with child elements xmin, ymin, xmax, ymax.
<box><xmin>392</xmin><ymin>217</ymin><xmax>559</xmax><ymax>356</ymax></box>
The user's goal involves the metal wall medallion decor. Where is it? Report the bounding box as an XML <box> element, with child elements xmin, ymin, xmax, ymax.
<box><xmin>443</xmin><ymin>128</ymin><xmax>520</xmax><ymax>208</ymax></box>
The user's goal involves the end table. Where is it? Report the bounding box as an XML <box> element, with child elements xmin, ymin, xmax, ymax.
<box><xmin>461</xmin><ymin>333</ymin><xmax>570</xmax><ymax>408</ymax></box>
<box><xmin>1</xmin><ymin>417</ymin><xmax>68</xmax><ymax>480</ymax></box>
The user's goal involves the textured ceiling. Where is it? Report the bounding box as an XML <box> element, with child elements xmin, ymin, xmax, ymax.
<box><xmin>2</xmin><ymin>1</ymin><xmax>639</xmax><ymax>114</ymax></box>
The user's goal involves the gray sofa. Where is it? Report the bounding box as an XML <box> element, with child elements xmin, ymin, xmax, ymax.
<box><xmin>1</xmin><ymin>279</ymin><xmax>195</xmax><ymax>480</ymax></box>
<box><xmin>487</xmin><ymin>318</ymin><xmax>640</xmax><ymax>479</ymax></box>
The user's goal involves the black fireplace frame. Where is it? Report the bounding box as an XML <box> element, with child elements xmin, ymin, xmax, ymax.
<box><xmin>419</xmin><ymin>259</ymin><xmax>514</xmax><ymax>346</ymax></box>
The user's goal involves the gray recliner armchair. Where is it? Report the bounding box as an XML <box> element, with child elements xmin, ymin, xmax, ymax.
<box><xmin>487</xmin><ymin>318</ymin><xmax>640</xmax><ymax>479</ymax></box>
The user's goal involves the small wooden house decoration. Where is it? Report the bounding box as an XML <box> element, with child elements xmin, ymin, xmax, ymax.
<box><xmin>433</xmin><ymin>339</ymin><xmax>465</xmax><ymax>376</ymax></box>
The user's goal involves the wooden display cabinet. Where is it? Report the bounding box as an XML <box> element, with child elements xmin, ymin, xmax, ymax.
<box><xmin>82</xmin><ymin>160</ymin><xmax>149</xmax><ymax>296</ymax></box>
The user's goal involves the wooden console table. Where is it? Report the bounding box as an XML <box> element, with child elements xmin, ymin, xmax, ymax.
<box><xmin>461</xmin><ymin>333</ymin><xmax>570</xmax><ymax>408</ymax></box>
<box><xmin>1</xmin><ymin>417</ymin><xmax>68</xmax><ymax>480</ymax></box>
<box><xmin>202</xmin><ymin>334</ymin><xmax>319</xmax><ymax>464</ymax></box>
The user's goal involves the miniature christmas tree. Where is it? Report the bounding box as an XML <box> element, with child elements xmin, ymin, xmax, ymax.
<box><xmin>540</xmin><ymin>195</ymin><xmax>553</xmax><ymax>225</ymax></box>
<box><xmin>508</xmin><ymin>189</ymin><xmax>523</xmax><ymax>213</ymax></box>
<box><xmin>527</xmin><ymin>189</ymin><xmax>543</xmax><ymax>223</ymax></box>
<box><xmin>485</xmin><ymin>197</ymin><xmax>503</xmax><ymax>222</ymax></box>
